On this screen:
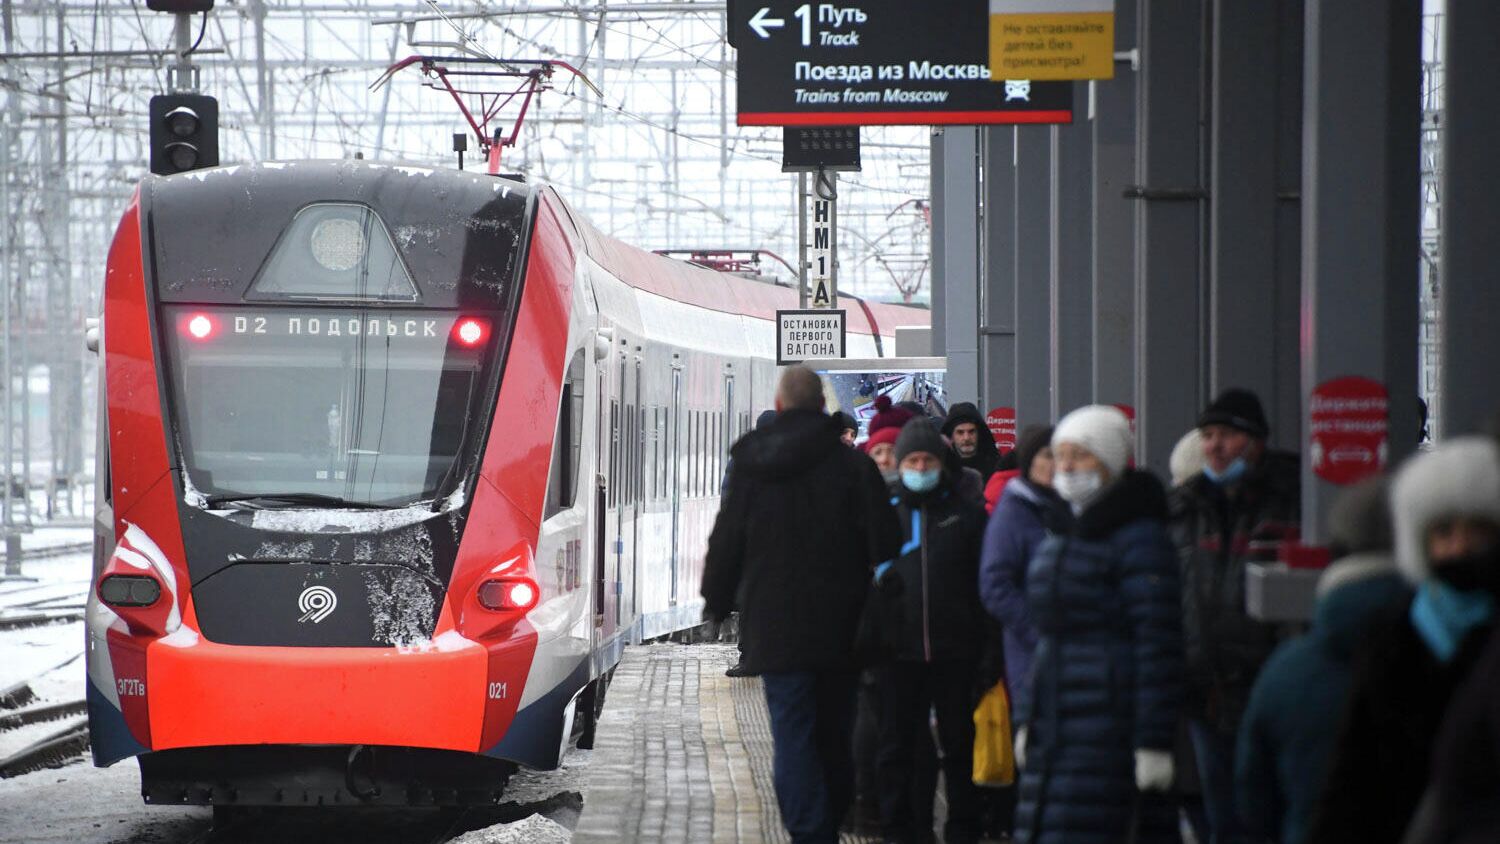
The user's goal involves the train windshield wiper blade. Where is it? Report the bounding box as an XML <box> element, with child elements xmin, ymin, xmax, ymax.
<box><xmin>204</xmin><ymin>492</ymin><xmax>393</xmax><ymax>510</ymax></box>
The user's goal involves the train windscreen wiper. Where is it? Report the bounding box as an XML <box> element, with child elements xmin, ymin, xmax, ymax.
<box><xmin>204</xmin><ymin>492</ymin><xmax>394</xmax><ymax>510</ymax></box>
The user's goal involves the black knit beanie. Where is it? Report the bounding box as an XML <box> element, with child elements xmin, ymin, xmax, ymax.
<box><xmin>1198</xmin><ymin>388</ymin><xmax>1270</xmax><ymax>439</ymax></box>
<box><xmin>895</xmin><ymin>417</ymin><xmax>948</xmax><ymax>463</ymax></box>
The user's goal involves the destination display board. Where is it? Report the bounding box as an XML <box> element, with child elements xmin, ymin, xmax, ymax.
<box><xmin>732</xmin><ymin>0</ymin><xmax>1073</xmax><ymax>126</ymax></box>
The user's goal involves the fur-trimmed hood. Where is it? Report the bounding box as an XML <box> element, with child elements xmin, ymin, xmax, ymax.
<box><xmin>1390</xmin><ymin>437</ymin><xmax>1500</xmax><ymax>584</ymax></box>
<box><xmin>1074</xmin><ymin>469</ymin><xmax>1170</xmax><ymax>540</ymax></box>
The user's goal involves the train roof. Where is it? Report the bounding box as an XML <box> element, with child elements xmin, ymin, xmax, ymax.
<box><xmin>542</xmin><ymin>187</ymin><xmax>929</xmax><ymax>340</ymax></box>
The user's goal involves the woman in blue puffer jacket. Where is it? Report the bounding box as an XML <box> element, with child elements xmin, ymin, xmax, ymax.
<box><xmin>1013</xmin><ymin>406</ymin><xmax>1185</xmax><ymax>844</ymax></box>
<box><xmin>979</xmin><ymin>424</ymin><xmax>1070</xmax><ymax>712</ymax></box>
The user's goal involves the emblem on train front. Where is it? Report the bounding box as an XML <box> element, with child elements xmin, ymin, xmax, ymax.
<box><xmin>297</xmin><ymin>585</ymin><xmax>338</xmax><ymax>624</ymax></box>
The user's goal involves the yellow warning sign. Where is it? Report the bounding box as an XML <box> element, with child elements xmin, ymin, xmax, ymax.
<box><xmin>989</xmin><ymin>2</ymin><xmax>1115</xmax><ymax>81</ymax></box>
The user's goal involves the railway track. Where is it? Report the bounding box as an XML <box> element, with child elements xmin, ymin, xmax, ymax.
<box><xmin>0</xmin><ymin>652</ymin><xmax>88</xmax><ymax>778</ymax></box>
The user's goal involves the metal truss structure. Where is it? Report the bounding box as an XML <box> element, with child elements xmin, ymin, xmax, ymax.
<box><xmin>1419</xmin><ymin>10</ymin><xmax>1443</xmax><ymax>441</ymax></box>
<box><xmin>0</xmin><ymin>0</ymin><xmax>933</xmax><ymax>541</ymax></box>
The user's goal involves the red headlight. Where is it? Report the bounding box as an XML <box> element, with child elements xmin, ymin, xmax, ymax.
<box><xmin>185</xmin><ymin>313</ymin><xmax>215</xmax><ymax>340</ymax></box>
<box><xmin>453</xmin><ymin>317</ymin><xmax>487</xmax><ymax>347</ymax></box>
<box><xmin>477</xmin><ymin>577</ymin><xmax>538</xmax><ymax>612</ymax></box>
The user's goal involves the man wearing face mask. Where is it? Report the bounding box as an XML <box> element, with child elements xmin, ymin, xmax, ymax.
<box><xmin>1307</xmin><ymin>438</ymin><xmax>1500</xmax><ymax>844</ymax></box>
<box><xmin>1170</xmin><ymin>388</ymin><xmax>1300</xmax><ymax>844</ymax></box>
<box><xmin>867</xmin><ymin>418</ymin><xmax>989</xmax><ymax>844</ymax></box>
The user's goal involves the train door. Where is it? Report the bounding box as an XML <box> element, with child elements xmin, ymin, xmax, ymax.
<box><xmin>594</xmin><ymin>352</ymin><xmax>610</xmax><ymax>633</ymax></box>
<box><xmin>723</xmin><ymin>369</ymin><xmax>735</xmax><ymax>468</ymax></box>
<box><xmin>668</xmin><ymin>362</ymin><xmax>683</xmax><ymax>608</ymax></box>
<box><xmin>612</xmin><ymin>346</ymin><xmax>633</xmax><ymax>636</ymax></box>
<box><xmin>630</xmin><ymin>356</ymin><xmax>643</xmax><ymax>629</ymax></box>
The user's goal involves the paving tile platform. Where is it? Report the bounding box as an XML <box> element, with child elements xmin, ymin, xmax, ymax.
<box><xmin>572</xmin><ymin>643</ymin><xmax>879</xmax><ymax>844</ymax></box>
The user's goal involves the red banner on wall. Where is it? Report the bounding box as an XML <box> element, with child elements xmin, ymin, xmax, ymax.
<box><xmin>986</xmin><ymin>406</ymin><xmax>1018</xmax><ymax>454</ymax></box>
<box><xmin>1310</xmin><ymin>376</ymin><xmax>1389</xmax><ymax>486</ymax></box>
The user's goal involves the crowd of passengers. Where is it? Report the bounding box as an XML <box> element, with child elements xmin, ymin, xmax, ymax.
<box><xmin>701</xmin><ymin>364</ymin><xmax>1500</xmax><ymax>844</ymax></box>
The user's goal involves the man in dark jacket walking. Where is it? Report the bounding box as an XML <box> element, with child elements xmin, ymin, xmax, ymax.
<box><xmin>1171</xmin><ymin>388</ymin><xmax>1299</xmax><ymax>844</ymax></box>
<box><xmin>869</xmin><ymin>418</ymin><xmax>990</xmax><ymax>844</ymax></box>
<box><xmin>703</xmin><ymin>365</ymin><xmax>901</xmax><ymax>844</ymax></box>
<box><xmin>942</xmin><ymin>402</ymin><xmax>1002</xmax><ymax>482</ymax></box>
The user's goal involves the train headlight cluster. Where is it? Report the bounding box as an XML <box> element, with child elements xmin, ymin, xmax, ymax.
<box><xmin>477</xmin><ymin>577</ymin><xmax>539</xmax><ymax>613</ymax></box>
<box><xmin>99</xmin><ymin>574</ymin><xmax>162</xmax><ymax>608</ymax></box>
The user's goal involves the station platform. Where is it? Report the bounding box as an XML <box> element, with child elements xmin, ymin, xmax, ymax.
<box><xmin>573</xmin><ymin>643</ymin><xmax>879</xmax><ymax>844</ymax></box>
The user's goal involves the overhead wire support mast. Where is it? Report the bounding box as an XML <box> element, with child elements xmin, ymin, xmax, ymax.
<box><xmin>371</xmin><ymin>56</ymin><xmax>601</xmax><ymax>175</ymax></box>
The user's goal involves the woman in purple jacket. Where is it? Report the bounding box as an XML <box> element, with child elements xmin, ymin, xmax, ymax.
<box><xmin>979</xmin><ymin>425</ymin><xmax>1070</xmax><ymax>708</ymax></box>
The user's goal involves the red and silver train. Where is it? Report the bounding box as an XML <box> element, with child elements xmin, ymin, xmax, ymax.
<box><xmin>86</xmin><ymin>160</ymin><xmax>925</xmax><ymax>808</ymax></box>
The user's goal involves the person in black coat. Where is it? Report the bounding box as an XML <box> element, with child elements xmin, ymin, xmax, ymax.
<box><xmin>942</xmin><ymin>401</ymin><xmax>1002</xmax><ymax>482</ymax></box>
<box><xmin>1014</xmin><ymin>406</ymin><xmax>1184</xmax><ymax>844</ymax></box>
<box><xmin>867</xmin><ymin>418</ymin><xmax>990</xmax><ymax>844</ymax></box>
<box><xmin>702</xmin><ymin>365</ymin><xmax>901</xmax><ymax>844</ymax></box>
<box><xmin>1171</xmin><ymin>388</ymin><xmax>1300</xmax><ymax>844</ymax></box>
<box><xmin>1307</xmin><ymin>438</ymin><xmax>1500</xmax><ymax>844</ymax></box>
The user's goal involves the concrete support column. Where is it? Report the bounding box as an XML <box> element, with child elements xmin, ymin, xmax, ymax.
<box><xmin>1051</xmin><ymin>109</ymin><xmax>1094</xmax><ymax>418</ymax></box>
<box><xmin>1092</xmin><ymin>0</ymin><xmax>1138</xmax><ymax>409</ymax></box>
<box><xmin>1271</xmin><ymin>0</ymin><xmax>1305</xmax><ymax>449</ymax></box>
<box><xmin>1300</xmin><ymin>0</ymin><xmax>1420</xmax><ymax>541</ymax></box>
<box><xmin>1440</xmin><ymin>1</ymin><xmax>1500</xmax><ymax>437</ymax></box>
<box><xmin>1208</xmin><ymin>0</ymin><xmax>1303</xmax><ymax>451</ymax></box>
<box><xmin>981</xmin><ymin>127</ymin><xmax>1018</xmax><ymax>412</ymax></box>
<box><xmin>1134</xmin><ymin>0</ymin><xmax>1206</xmax><ymax>473</ymax></box>
<box><xmin>931</xmin><ymin>127</ymin><xmax>981</xmax><ymax>404</ymax></box>
<box><xmin>1014</xmin><ymin>126</ymin><xmax>1053</xmax><ymax>428</ymax></box>
<box><xmin>1210</xmin><ymin>0</ymin><xmax>1280</xmax><ymax>442</ymax></box>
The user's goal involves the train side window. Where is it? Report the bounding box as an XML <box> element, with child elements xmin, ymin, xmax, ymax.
<box><xmin>544</xmin><ymin>350</ymin><xmax>585</xmax><ymax>519</ymax></box>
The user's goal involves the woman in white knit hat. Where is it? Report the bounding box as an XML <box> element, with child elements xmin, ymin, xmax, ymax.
<box><xmin>1012</xmin><ymin>405</ymin><xmax>1185</xmax><ymax>844</ymax></box>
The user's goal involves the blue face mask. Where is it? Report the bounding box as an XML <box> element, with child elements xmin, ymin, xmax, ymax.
<box><xmin>901</xmin><ymin>467</ymin><xmax>941</xmax><ymax>494</ymax></box>
<box><xmin>1410</xmin><ymin>580</ymin><xmax>1495</xmax><ymax>663</ymax></box>
<box><xmin>1204</xmin><ymin>456</ymin><xmax>1248</xmax><ymax>485</ymax></box>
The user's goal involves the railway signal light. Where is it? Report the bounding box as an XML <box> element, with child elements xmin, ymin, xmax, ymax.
<box><xmin>149</xmin><ymin>94</ymin><xmax>219</xmax><ymax>176</ymax></box>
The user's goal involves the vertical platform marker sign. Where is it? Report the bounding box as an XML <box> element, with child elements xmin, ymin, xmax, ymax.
<box><xmin>989</xmin><ymin>1</ymin><xmax>1115</xmax><ymax>81</ymax></box>
<box><xmin>810</xmin><ymin>185</ymin><xmax>835</xmax><ymax>308</ymax></box>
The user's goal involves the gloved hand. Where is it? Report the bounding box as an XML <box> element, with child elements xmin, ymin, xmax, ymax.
<box><xmin>1134</xmin><ymin>748</ymin><xmax>1174</xmax><ymax>792</ymax></box>
<box><xmin>873</xmin><ymin>562</ymin><xmax>904</xmax><ymax>597</ymax></box>
<box><xmin>1014</xmin><ymin>726</ymin><xmax>1028</xmax><ymax>770</ymax></box>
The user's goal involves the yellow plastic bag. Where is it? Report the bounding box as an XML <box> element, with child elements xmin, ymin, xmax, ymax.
<box><xmin>973</xmin><ymin>681</ymin><xmax>1015</xmax><ymax>786</ymax></box>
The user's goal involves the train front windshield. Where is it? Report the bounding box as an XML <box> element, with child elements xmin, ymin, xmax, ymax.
<box><xmin>164</xmin><ymin>308</ymin><xmax>496</xmax><ymax>508</ymax></box>
<box><xmin>143</xmin><ymin>165</ymin><xmax>532</xmax><ymax>510</ymax></box>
